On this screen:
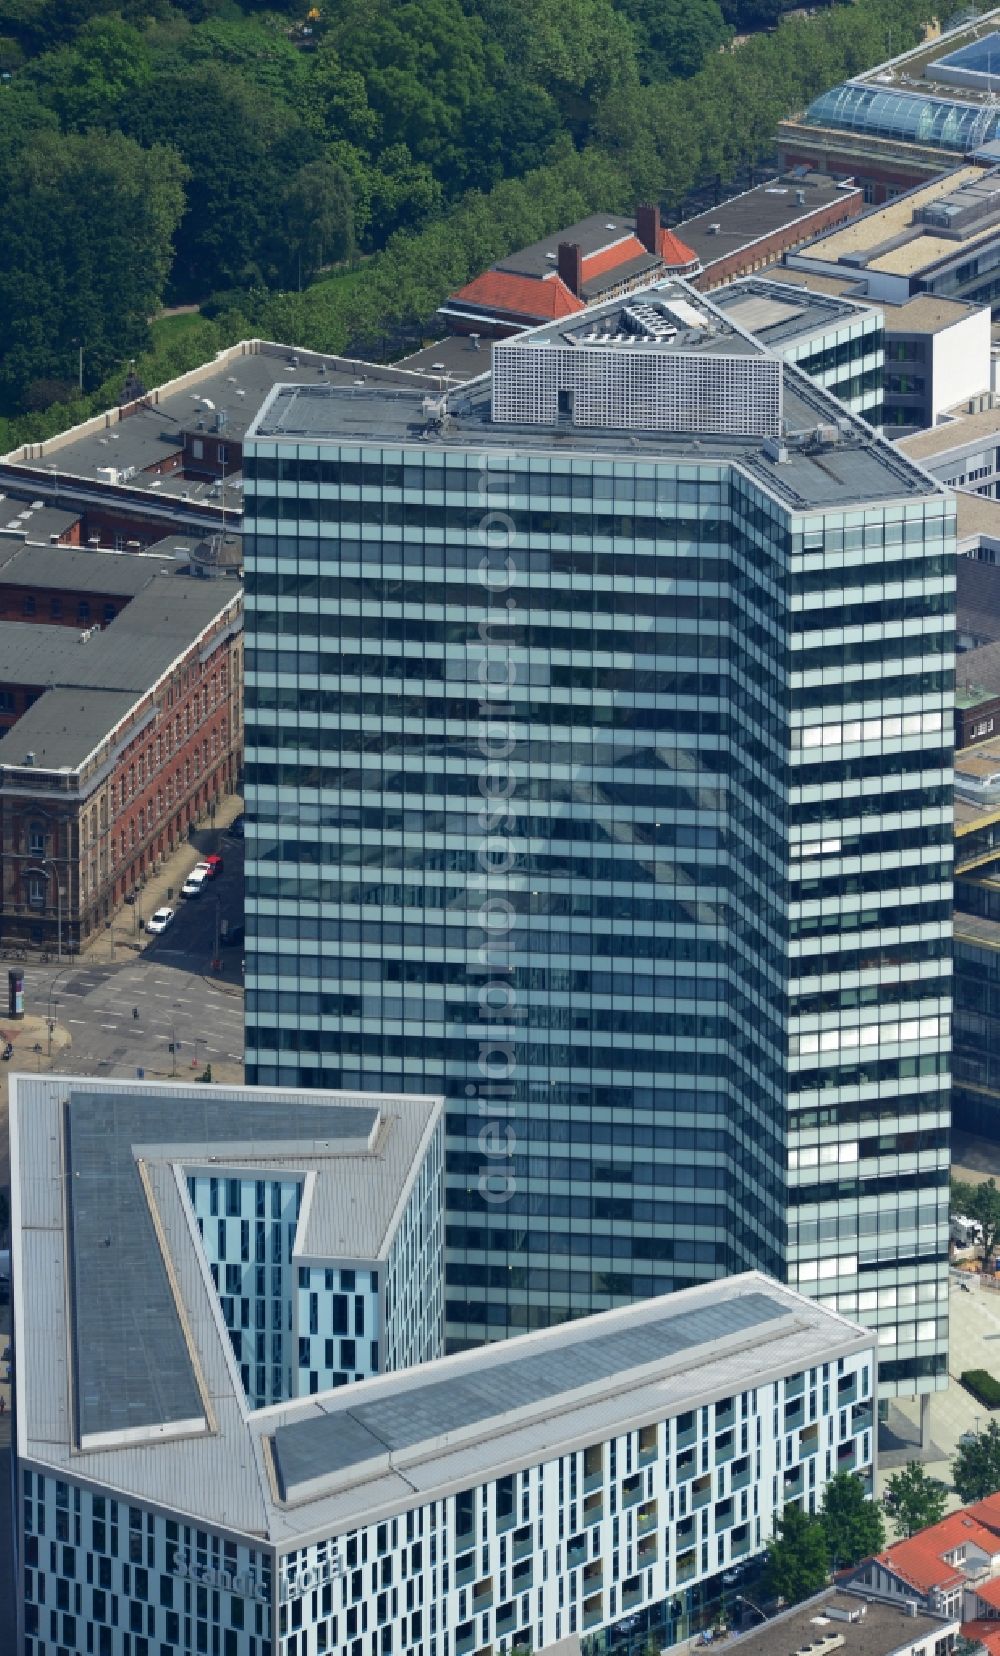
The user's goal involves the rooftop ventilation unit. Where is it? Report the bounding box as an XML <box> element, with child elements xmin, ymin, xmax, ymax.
<box><xmin>23</xmin><ymin>752</ymin><xmax>35</xmax><ymax>766</ymax></box>
<box><xmin>707</xmin><ymin>223</ymin><xmax>722</xmax><ymax>235</ymax></box>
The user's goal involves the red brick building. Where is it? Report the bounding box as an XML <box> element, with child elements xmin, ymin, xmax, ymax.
<box><xmin>439</xmin><ymin>205</ymin><xmax>699</xmax><ymax>337</ymax></box>
<box><xmin>0</xmin><ymin>548</ymin><xmax>242</xmax><ymax>949</ymax></box>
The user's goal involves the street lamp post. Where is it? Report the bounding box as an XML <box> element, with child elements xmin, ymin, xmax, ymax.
<box><xmin>38</xmin><ymin>858</ymin><xmax>64</xmax><ymax>961</ymax></box>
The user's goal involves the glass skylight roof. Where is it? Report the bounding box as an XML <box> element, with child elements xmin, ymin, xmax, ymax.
<box><xmin>929</xmin><ymin>31</ymin><xmax>1000</xmax><ymax>88</ymax></box>
<box><xmin>801</xmin><ymin>82</ymin><xmax>1000</xmax><ymax>151</ymax></box>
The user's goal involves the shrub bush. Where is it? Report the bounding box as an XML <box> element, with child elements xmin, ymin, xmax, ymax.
<box><xmin>961</xmin><ymin>1369</ymin><xmax>1000</xmax><ymax>1409</ymax></box>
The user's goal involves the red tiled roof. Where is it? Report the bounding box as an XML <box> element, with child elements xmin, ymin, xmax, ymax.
<box><xmin>962</xmin><ymin>1620</ymin><xmax>1000</xmax><ymax>1656</ymax></box>
<box><xmin>449</xmin><ymin>271</ymin><xmax>583</xmax><ymax>321</ymax></box>
<box><xmin>974</xmin><ymin>1579</ymin><xmax>1000</xmax><ymax>1611</ymax></box>
<box><xmin>972</xmin><ymin>1495</ymin><xmax>1000</xmax><ymax>1534</ymax></box>
<box><xmin>875</xmin><ymin>1513</ymin><xmax>1000</xmax><ymax>1595</ymax></box>
<box><xmin>580</xmin><ymin>235</ymin><xmax>649</xmax><ymax>281</ymax></box>
<box><xmin>659</xmin><ymin>228</ymin><xmax>699</xmax><ymax>268</ymax></box>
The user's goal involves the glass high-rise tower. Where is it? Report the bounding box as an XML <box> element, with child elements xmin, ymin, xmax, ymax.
<box><xmin>242</xmin><ymin>282</ymin><xmax>954</xmax><ymax>1396</ymax></box>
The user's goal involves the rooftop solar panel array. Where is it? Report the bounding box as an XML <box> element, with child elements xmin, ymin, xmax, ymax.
<box><xmin>272</xmin><ymin>1291</ymin><xmax>789</xmax><ymax>1497</ymax></box>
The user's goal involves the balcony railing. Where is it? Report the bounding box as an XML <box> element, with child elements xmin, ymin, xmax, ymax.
<box><xmin>567</xmin><ymin>1538</ymin><xmax>587</xmax><ymax>1573</ymax></box>
<box><xmin>676</xmin><ymin>1551</ymin><xmax>698</xmax><ymax>1585</ymax></box>
<box><xmin>715</xmin><ymin>1433</ymin><xmax>735</xmax><ymax>1466</ymax></box>
<box><xmin>584</xmin><ymin>1593</ymin><xmax>604</xmax><ymax>1630</ymax></box>
<box><xmin>731</xmin><ymin>1459</ymin><xmax>752</xmax><ymax>1492</ymax></box>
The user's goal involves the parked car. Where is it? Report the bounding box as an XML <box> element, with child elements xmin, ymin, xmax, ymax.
<box><xmin>146</xmin><ymin>907</ymin><xmax>174</xmax><ymax>935</ymax></box>
<box><xmin>181</xmin><ymin>868</ymin><xmax>209</xmax><ymax>898</ymax></box>
<box><xmin>228</xmin><ymin>815</ymin><xmax>245</xmax><ymax>839</ymax></box>
<box><xmin>203</xmin><ymin>853</ymin><xmax>224</xmax><ymax>878</ymax></box>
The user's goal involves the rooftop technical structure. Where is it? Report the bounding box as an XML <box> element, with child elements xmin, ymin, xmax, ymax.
<box><xmin>490</xmin><ymin>285</ymin><xmax>784</xmax><ymax>435</ymax></box>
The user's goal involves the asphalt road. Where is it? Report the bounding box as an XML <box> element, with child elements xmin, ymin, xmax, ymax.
<box><xmin>19</xmin><ymin>837</ymin><xmax>245</xmax><ymax>1080</ymax></box>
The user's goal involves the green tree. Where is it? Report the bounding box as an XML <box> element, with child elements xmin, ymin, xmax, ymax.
<box><xmin>953</xmin><ymin>1421</ymin><xmax>1000</xmax><ymax>1505</ymax></box>
<box><xmin>275</xmin><ymin>159</ymin><xmax>354</xmax><ymax>288</ymax></box>
<box><xmin>24</xmin><ymin>16</ymin><xmax>151</xmax><ymax>131</ymax></box>
<box><xmin>616</xmin><ymin>0</ymin><xmax>731</xmax><ymax>82</ymax></box>
<box><xmin>884</xmin><ymin>1462</ymin><xmax>948</xmax><ymax>1539</ymax></box>
<box><xmin>479</xmin><ymin>0</ymin><xmax>640</xmax><ymax>137</ymax></box>
<box><xmin>952</xmin><ymin>1177</ymin><xmax>1000</xmax><ymax>1262</ymax></box>
<box><xmin>0</xmin><ymin>129</ymin><xmax>187</xmax><ymax>410</ymax></box>
<box><xmin>819</xmin><ymin>1472</ymin><xmax>885</xmax><ymax>1569</ymax></box>
<box><xmin>765</xmin><ymin>1503</ymin><xmax>830</xmax><ymax>1605</ymax></box>
<box><xmin>323</xmin><ymin>0</ymin><xmax>505</xmax><ymax>187</ymax></box>
<box><xmin>123</xmin><ymin>64</ymin><xmax>320</xmax><ymax>297</ymax></box>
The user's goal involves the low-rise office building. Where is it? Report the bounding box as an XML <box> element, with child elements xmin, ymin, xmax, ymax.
<box><xmin>753</xmin><ymin>266</ymin><xmax>991</xmax><ymax>434</ymax></box>
<box><xmin>955</xmin><ymin>642</ymin><xmax>1000</xmax><ymax>748</ymax></box>
<box><xmin>710</xmin><ymin>276</ymin><xmax>883</xmax><ymax>422</ymax></box>
<box><xmin>676</xmin><ymin>173</ymin><xmax>863</xmax><ymax>290</ymax></box>
<box><xmin>440</xmin><ymin>204</ymin><xmax>700</xmax><ymax>336</ymax></box>
<box><xmin>0</xmin><ymin>341</ymin><xmax>447</xmax><ymax>550</ymax></box>
<box><xmin>722</xmin><ymin>1590</ymin><xmax>957</xmax><ymax>1656</ymax></box>
<box><xmin>0</xmin><ymin>546</ymin><xmax>243</xmax><ymax>949</ymax></box>
<box><xmin>436</xmin><ymin>179</ymin><xmax>862</xmax><ymax>338</ymax></box>
<box><xmin>781</xmin><ymin>166</ymin><xmax>1000</xmax><ymax>309</ymax></box>
<box><xmin>899</xmin><ymin>404</ymin><xmax>1000</xmax><ymax>500</ymax></box>
<box><xmin>8</xmin><ymin>1079</ymin><xmax>876</xmax><ymax>1656</ymax></box>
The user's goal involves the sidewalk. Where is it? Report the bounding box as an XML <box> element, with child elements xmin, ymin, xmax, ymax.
<box><xmin>84</xmin><ymin>793</ymin><xmax>243</xmax><ymax>964</ymax></box>
<box><xmin>879</xmin><ymin>1272</ymin><xmax>1000</xmax><ymax>1508</ymax></box>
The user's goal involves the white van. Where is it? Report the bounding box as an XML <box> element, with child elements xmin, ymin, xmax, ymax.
<box><xmin>181</xmin><ymin>865</ymin><xmax>210</xmax><ymax>899</ymax></box>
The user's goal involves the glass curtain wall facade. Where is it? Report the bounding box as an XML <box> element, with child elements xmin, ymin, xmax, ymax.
<box><xmin>243</xmin><ymin>437</ymin><xmax>953</xmax><ymax>1394</ymax></box>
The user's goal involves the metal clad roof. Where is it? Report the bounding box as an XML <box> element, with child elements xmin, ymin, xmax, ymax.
<box><xmin>12</xmin><ymin>1076</ymin><xmax>873</xmax><ymax>1544</ymax></box>
<box><xmin>67</xmin><ymin>1089</ymin><xmax>383</xmax><ymax>1443</ymax></box>
<box><xmin>273</xmin><ymin>1294</ymin><xmax>785</xmax><ymax>1496</ymax></box>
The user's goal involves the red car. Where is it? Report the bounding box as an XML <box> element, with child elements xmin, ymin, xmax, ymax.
<box><xmin>203</xmin><ymin>853</ymin><xmax>224</xmax><ymax>878</ymax></box>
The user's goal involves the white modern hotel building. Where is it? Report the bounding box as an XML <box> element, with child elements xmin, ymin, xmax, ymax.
<box><xmin>9</xmin><ymin>1075</ymin><xmax>876</xmax><ymax>1656</ymax></box>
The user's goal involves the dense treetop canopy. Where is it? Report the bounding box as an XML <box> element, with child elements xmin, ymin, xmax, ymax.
<box><xmin>0</xmin><ymin>0</ymin><xmax>940</xmax><ymax>422</ymax></box>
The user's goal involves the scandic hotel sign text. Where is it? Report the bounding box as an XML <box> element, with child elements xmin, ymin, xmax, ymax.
<box><xmin>172</xmin><ymin>1546</ymin><xmax>344</xmax><ymax>1604</ymax></box>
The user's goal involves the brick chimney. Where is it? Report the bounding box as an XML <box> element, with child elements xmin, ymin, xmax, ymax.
<box><xmin>636</xmin><ymin>203</ymin><xmax>661</xmax><ymax>256</ymax></box>
<box><xmin>557</xmin><ymin>242</ymin><xmax>583</xmax><ymax>297</ymax></box>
